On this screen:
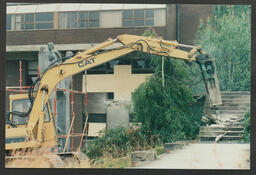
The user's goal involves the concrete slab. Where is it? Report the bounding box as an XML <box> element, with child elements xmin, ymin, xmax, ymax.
<box><xmin>134</xmin><ymin>143</ymin><xmax>250</xmax><ymax>169</ymax></box>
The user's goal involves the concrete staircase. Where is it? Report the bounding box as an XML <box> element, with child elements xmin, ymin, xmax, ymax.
<box><xmin>199</xmin><ymin>91</ymin><xmax>250</xmax><ymax>142</ymax></box>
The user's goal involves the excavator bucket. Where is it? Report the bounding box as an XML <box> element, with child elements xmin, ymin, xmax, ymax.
<box><xmin>196</xmin><ymin>54</ymin><xmax>222</xmax><ymax>106</ymax></box>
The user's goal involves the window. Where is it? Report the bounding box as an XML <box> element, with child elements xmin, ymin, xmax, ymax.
<box><xmin>123</xmin><ymin>9</ymin><xmax>154</xmax><ymax>27</ymax></box>
<box><xmin>13</xmin><ymin>13</ymin><xmax>53</xmax><ymax>30</ymax></box>
<box><xmin>59</xmin><ymin>11</ymin><xmax>99</xmax><ymax>29</ymax></box>
<box><xmin>107</xmin><ymin>92</ymin><xmax>114</xmax><ymax>100</ymax></box>
<box><xmin>11</xmin><ymin>99</ymin><xmax>50</xmax><ymax>125</ymax></box>
<box><xmin>6</xmin><ymin>14</ymin><xmax>12</xmax><ymax>30</ymax></box>
<box><xmin>59</xmin><ymin>12</ymin><xmax>77</xmax><ymax>29</ymax></box>
<box><xmin>35</xmin><ymin>13</ymin><xmax>53</xmax><ymax>29</ymax></box>
<box><xmin>14</xmin><ymin>14</ymin><xmax>24</xmax><ymax>30</ymax></box>
<box><xmin>25</xmin><ymin>14</ymin><xmax>34</xmax><ymax>29</ymax></box>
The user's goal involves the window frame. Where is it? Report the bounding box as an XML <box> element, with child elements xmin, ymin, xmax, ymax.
<box><xmin>6</xmin><ymin>14</ymin><xmax>13</xmax><ymax>30</ymax></box>
<box><xmin>12</xmin><ymin>12</ymin><xmax>54</xmax><ymax>31</ymax></box>
<box><xmin>59</xmin><ymin>11</ymin><xmax>100</xmax><ymax>29</ymax></box>
<box><xmin>122</xmin><ymin>9</ymin><xmax>155</xmax><ymax>27</ymax></box>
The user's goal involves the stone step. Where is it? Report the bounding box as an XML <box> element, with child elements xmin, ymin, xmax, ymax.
<box><xmin>204</xmin><ymin>106</ymin><xmax>249</xmax><ymax>111</ymax></box>
<box><xmin>199</xmin><ymin>131</ymin><xmax>243</xmax><ymax>137</ymax></box>
<box><xmin>219</xmin><ymin>94</ymin><xmax>250</xmax><ymax>99</ymax></box>
<box><xmin>203</xmin><ymin>110</ymin><xmax>246</xmax><ymax>115</ymax></box>
<box><xmin>229</xmin><ymin>117</ymin><xmax>244</xmax><ymax>122</ymax></box>
<box><xmin>200</xmin><ymin>126</ymin><xmax>244</xmax><ymax>132</ymax></box>
<box><xmin>220</xmin><ymin>91</ymin><xmax>250</xmax><ymax>95</ymax></box>
<box><xmin>205</xmin><ymin>99</ymin><xmax>250</xmax><ymax>105</ymax></box>
<box><xmin>199</xmin><ymin>135</ymin><xmax>243</xmax><ymax>141</ymax></box>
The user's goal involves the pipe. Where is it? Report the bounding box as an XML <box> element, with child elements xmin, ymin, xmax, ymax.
<box><xmin>176</xmin><ymin>4</ymin><xmax>181</xmax><ymax>42</ymax></box>
<box><xmin>19</xmin><ymin>60</ymin><xmax>22</xmax><ymax>94</ymax></box>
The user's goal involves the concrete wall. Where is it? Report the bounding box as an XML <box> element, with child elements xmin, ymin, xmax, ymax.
<box><xmin>179</xmin><ymin>4</ymin><xmax>213</xmax><ymax>45</ymax></box>
<box><xmin>106</xmin><ymin>101</ymin><xmax>130</xmax><ymax>129</ymax></box>
<box><xmin>6</xmin><ymin>27</ymin><xmax>167</xmax><ymax>46</ymax></box>
<box><xmin>166</xmin><ymin>4</ymin><xmax>177</xmax><ymax>40</ymax></box>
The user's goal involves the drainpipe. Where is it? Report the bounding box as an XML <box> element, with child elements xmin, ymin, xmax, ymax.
<box><xmin>176</xmin><ymin>4</ymin><xmax>180</xmax><ymax>42</ymax></box>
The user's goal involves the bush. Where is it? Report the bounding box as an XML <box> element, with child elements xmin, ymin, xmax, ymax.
<box><xmin>85</xmin><ymin>126</ymin><xmax>162</xmax><ymax>160</ymax></box>
<box><xmin>243</xmin><ymin>110</ymin><xmax>250</xmax><ymax>142</ymax></box>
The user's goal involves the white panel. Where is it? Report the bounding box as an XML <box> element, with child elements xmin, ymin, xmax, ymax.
<box><xmin>16</xmin><ymin>5</ymin><xmax>37</xmax><ymax>14</ymax></box>
<box><xmin>145</xmin><ymin>4</ymin><xmax>166</xmax><ymax>9</ymax></box>
<box><xmin>59</xmin><ymin>3</ymin><xmax>80</xmax><ymax>12</ymax></box>
<box><xmin>154</xmin><ymin>9</ymin><xmax>166</xmax><ymax>27</ymax></box>
<box><xmin>123</xmin><ymin>4</ymin><xmax>146</xmax><ymax>9</ymax></box>
<box><xmin>100</xmin><ymin>4</ymin><xmax>124</xmax><ymax>10</ymax></box>
<box><xmin>7</xmin><ymin>5</ymin><xmax>17</xmax><ymax>14</ymax></box>
<box><xmin>88</xmin><ymin>123</ymin><xmax>106</xmax><ymax>137</ymax></box>
<box><xmin>8</xmin><ymin>4</ymin><xmax>167</xmax><ymax>14</ymax></box>
<box><xmin>36</xmin><ymin>4</ymin><xmax>58</xmax><ymax>13</ymax></box>
<box><xmin>77</xmin><ymin>3</ymin><xmax>102</xmax><ymax>11</ymax></box>
<box><xmin>11</xmin><ymin>15</ymin><xmax>15</xmax><ymax>29</ymax></box>
<box><xmin>100</xmin><ymin>11</ymin><xmax>122</xmax><ymax>28</ymax></box>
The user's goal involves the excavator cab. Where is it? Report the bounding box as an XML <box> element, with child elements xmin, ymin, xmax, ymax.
<box><xmin>5</xmin><ymin>94</ymin><xmax>57</xmax><ymax>153</ymax></box>
<box><xmin>6</xmin><ymin>94</ymin><xmax>51</xmax><ymax>129</ymax></box>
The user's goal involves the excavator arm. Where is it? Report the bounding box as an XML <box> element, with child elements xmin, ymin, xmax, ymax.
<box><xmin>25</xmin><ymin>34</ymin><xmax>222</xmax><ymax>142</ymax></box>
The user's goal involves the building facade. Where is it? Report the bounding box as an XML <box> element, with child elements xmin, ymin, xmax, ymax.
<box><xmin>6</xmin><ymin>3</ymin><xmax>213</xmax><ymax>149</ymax></box>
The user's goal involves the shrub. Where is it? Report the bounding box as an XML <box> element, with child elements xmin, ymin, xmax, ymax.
<box><xmin>85</xmin><ymin>126</ymin><xmax>162</xmax><ymax>160</ymax></box>
<box><xmin>243</xmin><ymin>110</ymin><xmax>250</xmax><ymax>142</ymax></box>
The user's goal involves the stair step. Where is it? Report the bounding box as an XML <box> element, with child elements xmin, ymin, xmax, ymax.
<box><xmin>205</xmin><ymin>98</ymin><xmax>250</xmax><ymax>103</ymax></box>
<box><xmin>203</xmin><ymin>110</ymin><xmax>247</xmax><ymax>115</ymax></box>
<box><xmin>199</xmin><ymin>135</ymin><xmax>243</xmax><ymax>141</ymax></box>
<box><xmin>200</xmin><ymin>126</ymin><xmax>244</xmax><ymax>132</ymax></box>
<box><xmin>219</xmin><ymin>95</ymin><xmax>250</xmax><ymax>99</ymax></box>
<box><xmin>220</xmin><ymin>91</ymin><xmax>250</xmax><ymax>94</ymax></box>
<box><xmin>199</xmin><ymin>131</ymin><xmax>243</xmax><ymax>136</ymax></box>
<box><xmin>204</xmin><ymin>107</ymin><xmax>249</xmax><ymax>112</ymax></box>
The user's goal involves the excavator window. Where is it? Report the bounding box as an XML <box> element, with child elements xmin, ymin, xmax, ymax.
<box><xmin>11</xmin><ymin>99</ymin><xmax>51</xmax><ymax>125</ymax></box>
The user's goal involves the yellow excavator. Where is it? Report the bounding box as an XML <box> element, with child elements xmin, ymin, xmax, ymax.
<box><xmin>5</xmin><ymin>34</ymin><xmax>222</xmax><ymax>167</ymax></box>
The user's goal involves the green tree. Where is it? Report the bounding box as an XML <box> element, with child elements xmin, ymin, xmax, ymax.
<box><xmin>195</xmin><ymin>5</ymin><xmax>251</xmax><ymax>91</ymax></box>
<box><xmin>131</xmin><ymin>30</ymin><xmax>204</xmax><ymax>143</ymax></box>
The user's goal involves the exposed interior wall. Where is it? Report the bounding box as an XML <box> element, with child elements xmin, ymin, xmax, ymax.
<box><xmin>86</xmin><ymin>65</ymin><xmax>152</xmax><ymax>101</ymax></box>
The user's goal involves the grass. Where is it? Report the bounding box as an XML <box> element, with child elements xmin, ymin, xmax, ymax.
<box><xmin>93</xmin><ymin>154</ymin><xmax>131</xmax><ymax>168</ymax></box>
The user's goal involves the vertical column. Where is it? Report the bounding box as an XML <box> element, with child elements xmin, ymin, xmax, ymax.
<box><xmin>166</xmin><ymin>4</ymin><xmax>177</xmax><ymax>40</ymax></box>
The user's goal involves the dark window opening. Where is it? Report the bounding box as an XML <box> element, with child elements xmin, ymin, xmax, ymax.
<box><xmin>87</xmin><ymin>113</ymin><xmax>106</xmax><ymax>123</ymax></box>
<box><xmin>107</xmin><ymin>92</ymin><xmax>114</xmax><ymax>100</ymax></box>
